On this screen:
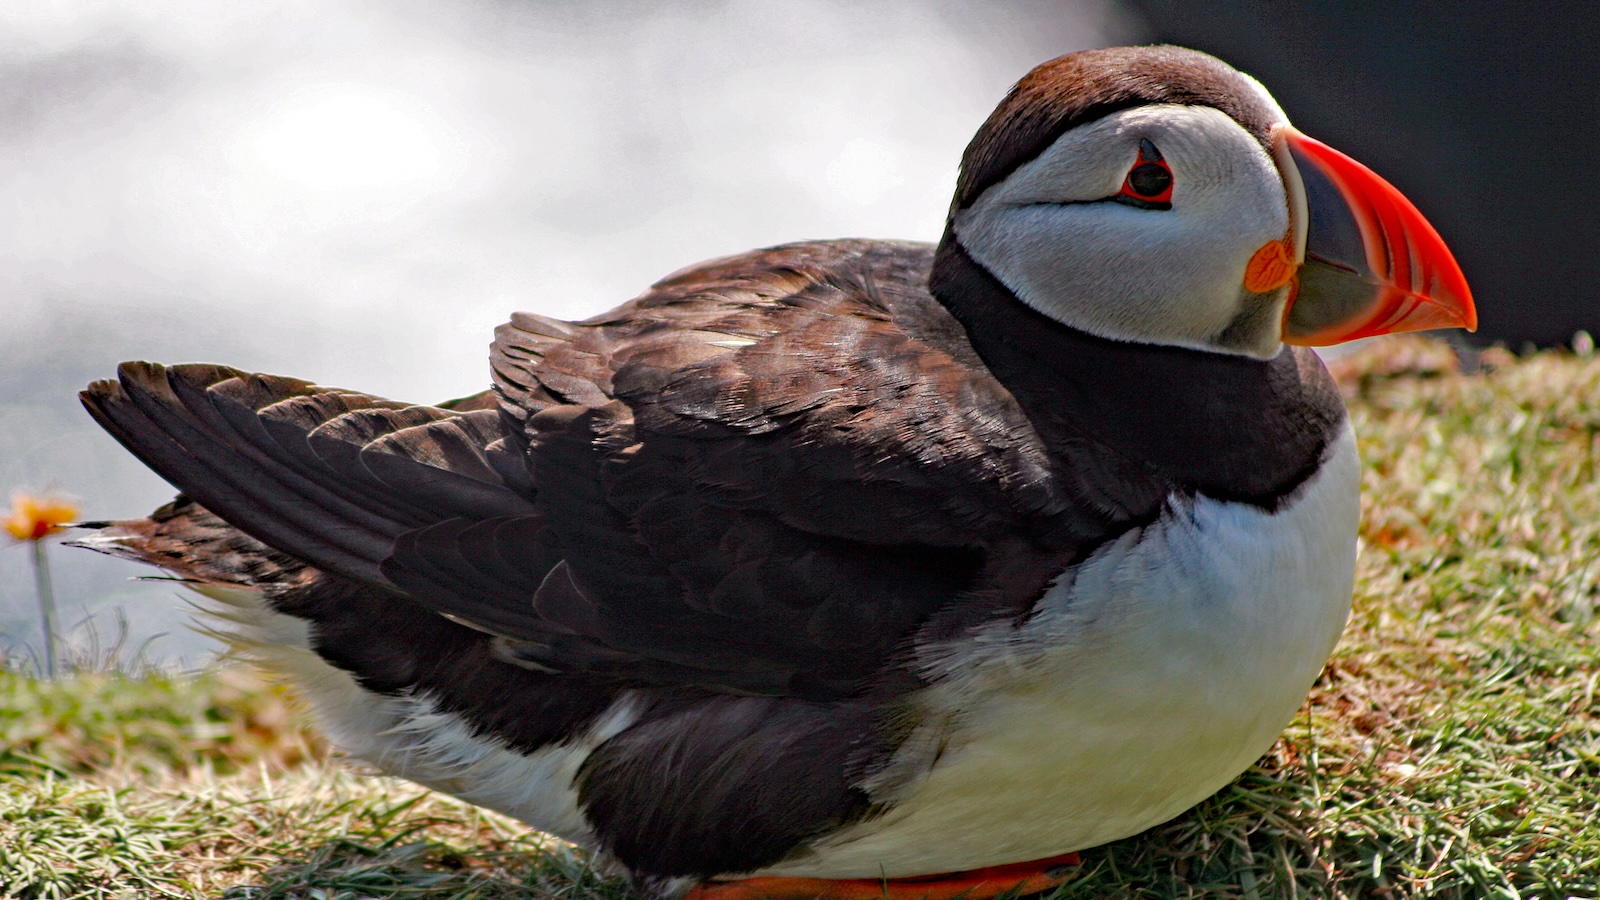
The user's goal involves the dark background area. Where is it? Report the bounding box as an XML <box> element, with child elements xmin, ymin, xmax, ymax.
<box><xmin>1128</xmin><ymin>0</ymin><xmax>1600</xmax><ymax>348</ymax></box>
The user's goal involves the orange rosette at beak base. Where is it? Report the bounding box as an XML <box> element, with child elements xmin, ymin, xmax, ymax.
<box><xmin>1274</xmin><ymin>127</ymin><xmax>1476</xmax><ymax>346</ymax></box>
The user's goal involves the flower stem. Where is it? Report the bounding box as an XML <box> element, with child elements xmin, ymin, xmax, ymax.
<box><xmin>31</xmin><ymin>539</ymin><xmax>58</xmax><ymax>679</ymax></box>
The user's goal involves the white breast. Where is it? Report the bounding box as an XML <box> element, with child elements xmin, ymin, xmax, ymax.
<box><xmin>759</xmin><ymin>423</ymin><xmax>1360</xmax><ymax>879</ymax></box>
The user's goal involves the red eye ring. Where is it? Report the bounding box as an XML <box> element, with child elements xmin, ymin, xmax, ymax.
<box><xmin>1115</xmin><ymin>138</ymin><xmax>1173</xmax><ymax>209</ymax></box>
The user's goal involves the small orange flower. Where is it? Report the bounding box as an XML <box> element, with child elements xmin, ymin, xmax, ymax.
<box><xmin>3</xmin><ymin>490</ymin><xmax>79</xmax><ymax>541</ymax></box>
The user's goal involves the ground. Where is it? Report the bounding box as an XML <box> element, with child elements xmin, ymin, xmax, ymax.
<box><xmin>3</xmin><ymin>336</ymin><xmax>1597</xmax><ymax>899</ymax></box>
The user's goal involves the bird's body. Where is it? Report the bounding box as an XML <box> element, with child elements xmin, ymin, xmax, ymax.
<box><xmin>76</xmin><ymin>46</ymin><xmax>1473</xmax><ymax>899</ymax></box>
<box><xmin>753</xmin><ymin>420</ymin><xmax>1359</xmax><ymax>880</ymax></box>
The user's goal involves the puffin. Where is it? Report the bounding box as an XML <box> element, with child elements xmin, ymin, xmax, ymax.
<box><xmin>75</xmin><ymin>46</ymin><xmax>1474</xmax><ymax>900</ymax></box>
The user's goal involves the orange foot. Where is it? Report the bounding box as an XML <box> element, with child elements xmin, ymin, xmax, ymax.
<box><xmin>684</xmin><ymin>852</ymin><xmax>1083</xmax><ymax>900</ymax></box>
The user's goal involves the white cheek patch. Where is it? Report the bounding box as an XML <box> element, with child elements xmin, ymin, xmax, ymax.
<box><xmin>954</xmin><ymin>105</ymin><xmax>1291</xmax><ymax>357</ymax></box>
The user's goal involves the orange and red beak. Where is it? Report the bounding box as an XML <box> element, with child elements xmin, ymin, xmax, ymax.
<box><xmin>1272</xmin><ymin>127</ymin><xmax>1476</xmax><ymax>345</ymax></box>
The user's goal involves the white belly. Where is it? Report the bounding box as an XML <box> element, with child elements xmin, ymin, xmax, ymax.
<box><xmin>186</xmin><ymin>582</ymin><xmax>641</xmax><ymax>850</ymax></box>
<box><xmin>760</xmin><ymin>423</ymin><xmax>1360</xmax><ymax>879</ymax></box>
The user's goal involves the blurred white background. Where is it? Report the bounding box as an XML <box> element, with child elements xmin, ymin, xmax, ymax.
<box><xmin>0</xmin><ymin>0</ymin><xmax>1142</xmax><ymax>667</ymax></box>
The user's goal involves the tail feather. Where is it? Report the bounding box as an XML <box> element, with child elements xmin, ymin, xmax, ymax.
<box><xmin>78</xmin><ymin>363</ymin><xmax>532</xmax><ymax>594</ymax></box>
<box><xmin>81</xmin><ymin>364</ymin><xmax>398</xmax><ymax>586</ymax></box>
<box><xmin>67</xmin><ymin>494</ymin><xmax>308</xmax><ymax>590</ymax></box>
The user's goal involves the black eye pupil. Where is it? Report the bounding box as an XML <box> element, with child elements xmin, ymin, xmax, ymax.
<box><xmin>1128</xmin><ymin>163</ymin><xmax>1171</xmax><ymax>197</ymax></box>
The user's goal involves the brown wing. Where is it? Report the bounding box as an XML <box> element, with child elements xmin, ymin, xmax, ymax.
<box><xmin>396</xmin><ymin>240</ymin><xmax>1160</xmax><ymax>696</ymax></box>
<box><xmin>81</xmin><ymin>240</ymin><xmax>1163</xmax><ymax>699</ymax></box>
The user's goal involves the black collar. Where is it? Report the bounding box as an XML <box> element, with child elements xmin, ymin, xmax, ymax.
<box><xmin>930</xmin><ymin>235</ymin><xmax>1346</xmax><ymax>510</ymax></box>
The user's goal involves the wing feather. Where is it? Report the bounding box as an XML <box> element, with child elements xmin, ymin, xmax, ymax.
<box><xmin>83</xmin><ymin>240</ymin><xmax>1160</xmax><ymax>700</ymax></box>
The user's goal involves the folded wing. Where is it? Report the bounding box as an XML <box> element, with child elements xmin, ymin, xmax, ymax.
<box><xmin>82</xmin><ymin>240</ymin><xmax>1163</xmax><ymax>700</ymax></box>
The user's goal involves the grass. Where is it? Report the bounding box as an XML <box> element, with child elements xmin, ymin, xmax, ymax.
<box><xmin>1</xmin><ymin>669</ymin><xmax>631</xmax><ymax>899</ymax></box>
<box><xmin>4</xmin><ymin>337</ymin><xmax>1598</xmax><ymax>898</ymax></box>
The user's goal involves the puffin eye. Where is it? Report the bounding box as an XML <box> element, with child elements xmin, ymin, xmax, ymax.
<box><xmin>1114</xmin><ymin>138</ymin><xmax>1174</xmax><ymax>210</ymax></box>
<box><xmin>1127</xmin><ymin>164</ymin><xmax>1171</xmax><ymax>197</ymax></box>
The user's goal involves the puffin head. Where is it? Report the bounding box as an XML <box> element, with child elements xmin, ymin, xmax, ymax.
<box><xmin>941</xmin><ymin>45</ymin><xmax>1476</xmax><ymax>358</ymax></box>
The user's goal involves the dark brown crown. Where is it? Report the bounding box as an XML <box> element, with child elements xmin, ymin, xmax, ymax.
<box><xmin>951</xmin><ymin>45</ymin><xmax>1281</xmax><ymax>212</ymax></box>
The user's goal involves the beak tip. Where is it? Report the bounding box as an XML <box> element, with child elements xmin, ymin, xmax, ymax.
<box><xmin>1282</xmin><ymin>129</ymin><xmax>1479</xmax><ymax>346</ymax></box>
<box><xmin>1442</xmin><ymin>281</ymin><xmax>1477</xmax><ymax>333</ymax></box>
